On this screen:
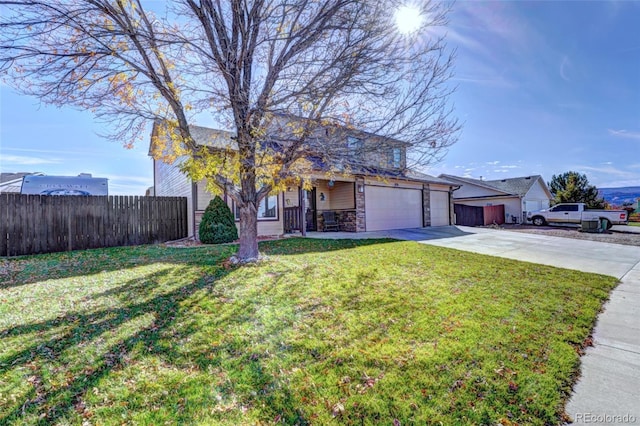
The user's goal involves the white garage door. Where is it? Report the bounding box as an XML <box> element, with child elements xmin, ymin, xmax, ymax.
<box><xmin>365</xmin><ymin>186</ymin><xmax>422</xmax><ymax>231</ymax></box>
<box><xmin>430</xmin><ymin>191</ymin><xmax>450</xmax><ymax>226</ymax></box>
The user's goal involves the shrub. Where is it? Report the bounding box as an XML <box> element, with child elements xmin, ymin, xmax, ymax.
<box><xmin>198</xmin><ymin>196</ymin><xmax>238</xmax><ymax>244</ymax></box>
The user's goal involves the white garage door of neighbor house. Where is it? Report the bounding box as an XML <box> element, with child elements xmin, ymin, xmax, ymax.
<box><xmin>525</xmin><ymin>200</ymin><xmax>549</xmax><ymax>212</ymax></box>
<box><xmin>429</xmin><ymin>191</ymin><xmax>450</xmax><ymax>226</ymax></box>
<box><xmin>365</xmin><ymin>186</ymin><xmax>422</xmax><ymax>231</ymax></box>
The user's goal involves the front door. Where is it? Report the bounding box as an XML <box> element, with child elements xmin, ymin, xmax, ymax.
<box><xmin>305</xmin><ymin>188</ymin><xmax>317</xmax><ymax>231</ymax></box>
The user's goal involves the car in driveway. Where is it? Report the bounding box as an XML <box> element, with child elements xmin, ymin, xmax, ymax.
<box><xmin>527</xmin><ymin>203</ymin><xmax>628</xmax><ymax>229</ymax></box>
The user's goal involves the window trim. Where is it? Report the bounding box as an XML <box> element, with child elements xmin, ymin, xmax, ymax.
<box><xmin>233</xmin><ymin>194</ymin><xmax>280</xmax><ymax>222</ymax></box>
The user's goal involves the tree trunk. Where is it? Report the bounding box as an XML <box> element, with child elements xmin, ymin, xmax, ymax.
<box><xmin>235</xmin><ymin>153</ymin><xmax>260</xmax><ymax>261</ymax></box>
<box><xmin>237</xmin><ymin>201</ymin><xmax>260</xmax><ymax>261</ymax></box>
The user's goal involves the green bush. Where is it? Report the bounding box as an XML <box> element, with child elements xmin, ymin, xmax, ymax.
<box><xmin>198</xmin><ymin>195</ymin><xmax>238</xmax><ymax>244</ymax></box>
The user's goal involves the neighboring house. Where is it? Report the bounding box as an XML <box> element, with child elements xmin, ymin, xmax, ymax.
<box><xmin>439</xmin><ymin>174</ymin><xmax>552</xmax><ymax>224</ymax></box>
<box><xmin>150</xmin><ymin>121</ymin><xmax>458</xmax><ymax>238</ymax></box>
<box><xmin>0</xmin><ymin>172</ymin><xmax>44</xmax><ymax>193</ymax></box>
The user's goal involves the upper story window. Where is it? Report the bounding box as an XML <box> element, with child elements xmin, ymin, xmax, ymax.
<box><xmin>347</xmin><ymin>136</ymin><xmax>363</xmax><ymax>154</ymax></box>
<box><xmin>392</xmin><ymin>147</ymin><xmax>401</xmax><ymax>168</ymax></box>
<box><xmin>234</xmin><ymin>194</ymin><xmax>279</xmax><ymax>221</ymax></box>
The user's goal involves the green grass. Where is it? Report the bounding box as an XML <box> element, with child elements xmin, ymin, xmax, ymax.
<box><xmin>628</xmin><ymin>221</ymin><xmax>640</xmax><ymax>227</ymax></box>
<box><xmin>0</xmin><ymin>239</ymin><xmax>617</xmax><ymax>425</ymax></box>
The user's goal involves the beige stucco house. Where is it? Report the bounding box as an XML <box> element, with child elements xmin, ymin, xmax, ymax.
<box><xmin>150</xmin><ymin>122</ymin><xmax>458</xmax><ymax>238</ymax></box>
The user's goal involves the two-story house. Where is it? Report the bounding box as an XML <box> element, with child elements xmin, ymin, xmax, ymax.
<box><xmin>150</xmin><ymin>121</ymin><xmax>457</xmax><ymax>238</ymax></box>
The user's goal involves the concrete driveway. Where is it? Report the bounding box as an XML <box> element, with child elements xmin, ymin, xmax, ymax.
<box><xmin>307</xmin><ymin>226</ymin><xmax>640</xmax><ymax>424</ymax></box>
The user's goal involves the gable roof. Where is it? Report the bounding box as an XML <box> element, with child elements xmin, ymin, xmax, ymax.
<box><xmin>439</xmin><ymin>174</ymin><xmax>512</xmax><ymax>195</ymax></box>
<box><xmin>483</xmin><ymin>175</ymin><xmax>546</xmax><ymax>197</ymax></box>
<box><xmin>405</xmin><ymin>170</ymin><xmax>459</xmax><ymax>186</ymax></box>
<box><xmin>439</xmin><ymin>174</ymin><xmax>551</xmax><ymax>198</ymax></box>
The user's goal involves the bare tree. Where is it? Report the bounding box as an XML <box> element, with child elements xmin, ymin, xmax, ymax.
<box><xmin>0</xmin><ymin>0</ymin><xmax>460</xmax><ymax>262</ymax></box>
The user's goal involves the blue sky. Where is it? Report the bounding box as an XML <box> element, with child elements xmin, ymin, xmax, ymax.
<box><xmin>1</xmin><ymin>1</ymin><xmax>639</xmax><ymax>195</ymax></box>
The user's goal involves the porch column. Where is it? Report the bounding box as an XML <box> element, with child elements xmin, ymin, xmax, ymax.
<box><xmin>355</xmin><ymin>177</ymin><xmax>366</xmax><ymax>232</ymax></box>
<box><xmin>449</xmin><ymin>189</ymin><xmax>455</xmax><ymax>225</ymax></box>
<box><xmin>300</xmin><ymin>186</ymin><xmax>306</xmax><ymax>236</ymax></box>
<box><xmin>423</xmin><ymin>184</ymin><xmax>431</xmax><ymax>227</ymax></box>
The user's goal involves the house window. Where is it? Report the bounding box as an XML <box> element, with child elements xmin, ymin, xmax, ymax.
<box><xmin>347</xmin><ymin>136</ymin><xmax>363</xmax><ymax>154</ymax></box>
<box><xmin>234</xmin><ymin>194</ymin><xmax>279</xmax><ymax>221</ymax></box>
<box><xmin>392</xmin><ymin>147</ymin><xmax>401</xmax><ymax>168</ymax></box>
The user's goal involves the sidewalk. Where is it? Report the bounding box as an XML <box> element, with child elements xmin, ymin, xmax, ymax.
<box><xmin>611</xmin><ymin>224</ymin><xmax>640</xmax><ymax>234</ymax></box>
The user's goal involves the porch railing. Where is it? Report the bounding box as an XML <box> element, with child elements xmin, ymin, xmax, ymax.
<box><xmin>284</xmin><ymin>206</ymin><xmax>302</xmax><ymax>233</ymax></box>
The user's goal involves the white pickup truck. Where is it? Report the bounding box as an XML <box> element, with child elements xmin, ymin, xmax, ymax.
<box><xmin>527</xmin><ymin>203</ymin><xmax>628</xmax><ymax>229</ymax></box>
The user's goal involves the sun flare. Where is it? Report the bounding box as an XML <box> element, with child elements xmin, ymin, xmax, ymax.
<box><xmin>395</xmin><ymin>4</ymin><xmax>423</xmax><ymax>34</ymax></box>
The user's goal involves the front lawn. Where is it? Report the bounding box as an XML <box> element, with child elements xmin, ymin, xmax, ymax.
<box><xmin>0</xmin><ymin>239</ymin><xmax>617</xmax><ymax>425</ymax></box>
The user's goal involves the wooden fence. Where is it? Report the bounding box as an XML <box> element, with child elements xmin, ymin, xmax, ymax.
<box><xmin>1</xmin><ymin>194</ymin><xmax>187</xmax><ymax>256</ymax></box>
<box><xmin>454</xmin><ymin>204</ymin><xmax>483</xmax><ymax>226</ymax></box>
<box><xmin>482</xmin><ymin>205</ymin><xmax>505</xmax><ymax>226</ymax></box>
<box><xmin>454</xmin><ymin>204</ymin><xmax>505</xmax><ymax>226</ymax></box>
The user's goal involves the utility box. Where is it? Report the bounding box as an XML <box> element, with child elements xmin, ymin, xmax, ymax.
<box><xmin>580</xmin><ymin>219</ymin><xmax>600</xmax><ymax>233</ymax></box>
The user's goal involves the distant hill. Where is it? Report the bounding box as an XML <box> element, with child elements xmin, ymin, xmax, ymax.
<box><xmin>598</xmin><ymin>186</ymin><xmax>640</xmax><ymax>206</ymax></box>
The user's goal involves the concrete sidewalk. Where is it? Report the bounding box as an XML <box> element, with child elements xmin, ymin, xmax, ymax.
<box><xmin>611</xmin><ymin>224</ymin><xmax>640</xmax><ymax>234</ymax></box>
<box><xmin>307</xmin><ymin>226</ymin><xmax>640</xmax><ymax>424</ymax></box>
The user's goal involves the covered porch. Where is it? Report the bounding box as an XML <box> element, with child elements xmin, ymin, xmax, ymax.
<box><xmin>283</xmin><ymin>178</ymin><xmax>361</xmax><ymax>234</ymax></box>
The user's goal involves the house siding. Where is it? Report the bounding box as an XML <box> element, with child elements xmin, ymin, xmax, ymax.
<box><xmin>329</xmin><ymin>181</ymin><xmax>355</xmax><ymax>210</ymax></box>
<box><xmin>284</xmin><ymin>187</ymin><xmax>300</xmax><ymax>207</ymax></box>
<box><xmin>193</xmin><ymin>181</ymin><xmax>285</xmax><ymax>238</ymax></box>
<box><xmin>523</xmin><ymin>180</ymin><xmax>551</xmax><ymax>212</ymax></box>
<box><xmin>196</xmin><ymin>179</ymin><xmax>214</xmax><ymax>211</ymax></box>
<box><xmin>154</xmin><ymin>158</ymin><xmax>195</xmax><ymax>236</ymax></box>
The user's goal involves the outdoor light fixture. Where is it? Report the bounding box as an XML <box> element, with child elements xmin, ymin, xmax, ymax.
<box><xmin>358</xmin><ymin>184</ymin><xmax>364</xmax><ymax>193</ymax></box>
<box><xmin>320</xmin><ymin>192</ymin><xmax>325</xmax><ymax>201</ymax></box>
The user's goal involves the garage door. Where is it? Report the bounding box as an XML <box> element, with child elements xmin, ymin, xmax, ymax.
<box><xmin>430</xmin><ymin>191</ymin><xmax>450</xmax><ymax>226</ymax></box>
<box><xmin>365</xmin><ymin>186</ymin><xmax>422</xmax><ymax>231</ymax></box>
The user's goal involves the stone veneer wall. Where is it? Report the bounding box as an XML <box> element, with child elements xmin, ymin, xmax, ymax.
<box><xmin>316</xmin><ymin>210</ymin><xmax>357</xmax><ymax>232</ymax></box>
<box><xmin>336</xmin><ymin>210</ymin><xmax>357</xmax><ymax>232</ymax></box>
<box><xmin>355</xmin><ymin>177</ymin><xmax>366</xmax><ymax>231</ymax></box>
<box><xmin>422</xmin><ymin>184</ymin><xmax>431</xmax><ymax>227</ymax></box>
<box><xmin>316</xmin><ymin>212</ymin><xmax>324</xmax><ymax>231</ymax></box>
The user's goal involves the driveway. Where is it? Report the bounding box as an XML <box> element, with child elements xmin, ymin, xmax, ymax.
<box><xmin>307</xmin><ymin>226</ymin><xmax>640</xmax><ymax>424</ymax></box>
